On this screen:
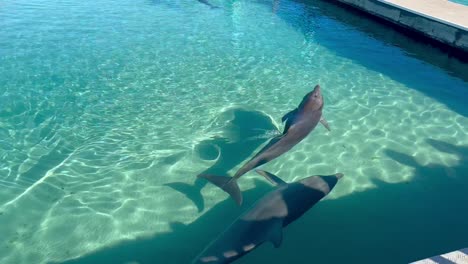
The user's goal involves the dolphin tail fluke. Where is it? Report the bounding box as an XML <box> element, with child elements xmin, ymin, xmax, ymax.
<box><xmin>198</xmin><ymin>174</ymin><xmax>243</xmax><ymax>206</ymax></box>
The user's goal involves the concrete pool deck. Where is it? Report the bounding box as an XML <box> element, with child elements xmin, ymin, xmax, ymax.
<box><xmin>410</xmin><ymin>248</ymin><xmax>468</xmax><ymax>263</ymax></box>
<box><xmin>334</xmin><ymin>0</ymin><xmax>468</xmax><ymax>54</ymax></box>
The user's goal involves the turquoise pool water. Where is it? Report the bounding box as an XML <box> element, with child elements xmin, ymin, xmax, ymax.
<box><xmin>1</xmin><ymin>0</ymin><xmax>467</xmax><ymax>263</ymax></box>
<box><xmin>450</xmin><ymin>0</ymin><xmax>468</xmax><ymax>6</ymax></box>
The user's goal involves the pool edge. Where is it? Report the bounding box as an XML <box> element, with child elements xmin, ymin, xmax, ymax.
<box><xmin>332</xmin><ymin>0</ymin><xmax>468</xmax><ymax>58</ymax></box>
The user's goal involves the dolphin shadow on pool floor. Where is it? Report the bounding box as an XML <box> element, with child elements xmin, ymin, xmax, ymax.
<box><xmin>54</xmin><ymin>139</ymin><xmax>468</xmax><ymax>264</ymax></box>
<box><xmin>52</xmin><ymin>179</ymin><xmax>273</xmax><ymax>264</ymax></box>
<box><xmin>236</xmin><ymin>139</ymin><xmax>468</xmax><ymax>264</ymax></box>
<box><xmin>164</xmin><ymin>107</ymin><xmax>279</xmax><ymax>212</ymax></box>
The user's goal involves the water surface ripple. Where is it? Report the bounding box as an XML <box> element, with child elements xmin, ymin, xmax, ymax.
<box><xmin>0</xmin><ymin>0</ymin><xmax>467</xmax><ymax>263</ymax></box>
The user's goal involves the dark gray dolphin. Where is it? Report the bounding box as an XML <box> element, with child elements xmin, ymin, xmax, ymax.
<box><xmin>199</xmin><ymin>84</ymin><xmax>330</xmax><ymax>205</ymax></box>
<box><xmin>192</xmin><ymin>170</ymin><xmax>343</xmax><ymax>264</ymax></box>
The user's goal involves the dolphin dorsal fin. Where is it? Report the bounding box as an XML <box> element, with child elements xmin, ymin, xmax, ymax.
<box><xmin>255</xmin><ymin>170</ymin><xmax>287</xmax><ymax>186</ymax></box>
<box><xmin>268</xmin><ymin>219</ymin><xmax>284</xmax><ymax>248</ymax></box>
<box><xmin>281</xmin><ymin>108</ymin><xmax>297</xmax><ymax>123</ymax></box>
<box><xmin>281</xmin><ymin>108</ymin><xmax>298</xmax><ymax>134</ymax></box>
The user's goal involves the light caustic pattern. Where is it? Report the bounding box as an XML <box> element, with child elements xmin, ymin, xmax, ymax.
<box><xmin>0</xmin><ymin>0</ymin><xmax>467</xmax><ymax>263</ymax></box>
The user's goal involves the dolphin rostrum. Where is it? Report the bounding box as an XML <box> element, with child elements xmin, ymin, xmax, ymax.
<box><xmin>192</xmin><ymin>170</ymin><xmax>343</xmax><ymax>264</ymax></box>
<box><xmin>199</xmin><ymin>84</ymin><xmax>330</xmax><ymax>205</ymax></box>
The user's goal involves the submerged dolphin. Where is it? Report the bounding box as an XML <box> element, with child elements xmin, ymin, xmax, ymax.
<box><xmin>196</xmin><ymin>0</ymin><xmax>220</xmax><ymax>9</ymax></box>
<box><xmin>199</xmin><ymin>84</ymin><xmax>330</xmax><ymax>205</ymax></box>
<box><xmin>192</xmin><ymin>170</ymin><xmax>343</xmax><ymax>264</ymax></box>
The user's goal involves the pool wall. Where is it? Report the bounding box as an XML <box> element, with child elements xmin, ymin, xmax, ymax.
<box><xmin>333</xmin><ymin>0</ymin><xmax>468</xmax><ymax>55</ymax></box>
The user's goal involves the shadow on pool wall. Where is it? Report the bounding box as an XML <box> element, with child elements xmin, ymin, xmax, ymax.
<box><xmin>54</xmin><ymin>139</ymin><xmax>467</xmax><ymax>264</ymax></box>
<box><xmin>165</xmin><ymin>107</ymin><xmax>278</xmax><ymax>212</ymax></box>
<box><xmin>270</xmin><ymin>0</ymin><xmax>468</xmax><ymax>117</ymax></box>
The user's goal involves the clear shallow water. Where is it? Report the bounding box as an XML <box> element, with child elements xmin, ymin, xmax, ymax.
<box><xmin>0</xmin><ymin>0</ymin><xmax>467</xmax><ymax>263</ymax></box>
<box><xmin>450</xmin><ymin>0</ymin><xmax>468</xmax><ymax>6</ymax></box>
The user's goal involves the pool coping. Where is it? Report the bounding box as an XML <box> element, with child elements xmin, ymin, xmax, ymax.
<box><xmin>381</xmin><ymin>0</ymin><xmax>468</xmax><ymax>31</ymax></box>
<box><xmin>410</xmin><ymin>248</ymin><xmax>468</xmax><ymax>263</ymax></box>
<box><xmin>333</xmin><ymin>0</ymin><xmax>468</xmax><ymax>55</ymax></box>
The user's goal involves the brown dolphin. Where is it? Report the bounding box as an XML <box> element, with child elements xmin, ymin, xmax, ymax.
<box><xmin>199</xmin><ymin>84</ymin><xmax>330</xmax><ymax>205</ymax></box>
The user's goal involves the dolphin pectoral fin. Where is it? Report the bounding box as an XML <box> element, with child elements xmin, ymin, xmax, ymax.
<box><xmin>267</xmin><ymin>219</ymin><xmax>284</xmax><ymax>248</ymax></box>
<box><xmin>320</xmin><ymin>117</ymin><xmax>331</xmax><ymax>132</ymax></box>
<box><xmin>255</xmin><ymin>170</ymin><xmax>287</xmax><ymax>186</ymax></box>
<box><xmin>198</xmin><ymin>174</ymin><xmax>243</xmax><ymax>206</ymax></box>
